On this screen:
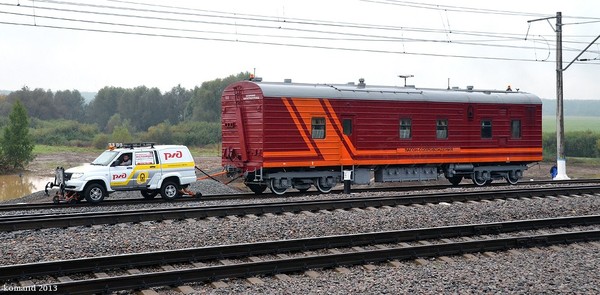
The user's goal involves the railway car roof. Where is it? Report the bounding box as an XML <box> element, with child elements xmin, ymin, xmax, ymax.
<box><xmin>250</xmin><ymin>81</ymin><xmax>541</xmax><ymax>105</ymax></box>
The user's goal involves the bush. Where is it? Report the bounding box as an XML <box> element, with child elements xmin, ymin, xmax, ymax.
<box><xmin>29</xmin><ymin>119</ymin><xmax>99</xmax><ymax>146</ymax></box>
<box><xmin>542</xmin><ymin>130</ymin><xmax>600</xmax><ymax>159</ymax></box>
<box><xmin>92</xmin><ymin>133</ymin><xmax>110</xmax><ymax>149</ymax></box>
<box><xmin>140</xmin><ymin>122</ymin><xmax>173</xmax><ymax>144</ymax></box>
<box><xmin>111</xmin><ymin>125</ymin><xmax>133</xmax><ymax>143</ymax></box>
<box><xmin>138</xmin><ymin>121</ymin><xmax>221</xmax><ymax>146</ymax></box>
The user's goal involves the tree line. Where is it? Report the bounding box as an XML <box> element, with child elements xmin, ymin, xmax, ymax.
<box><xmin>0</xmin><ymin>72</ymin><xmax>249</xmax><ymax>150</ymax></box>
<box><xmin>1</xmin><ymin>71</ymin><xmax>600</xmax><ymax>172</ymax></box>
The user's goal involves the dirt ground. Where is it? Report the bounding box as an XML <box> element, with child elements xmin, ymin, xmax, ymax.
<box><xmin>26</xmin><ymin>152</ymin><xmax>599</xmax><ymax>181</ymax></box>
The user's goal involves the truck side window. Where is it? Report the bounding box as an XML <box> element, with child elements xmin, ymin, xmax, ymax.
<box><xmin>119</xmin><ymin>153</ymin><xmax>132</xmax><ymax>166</ymax></box>
<box><xmin>136</xmin><ymin>151</ymin><xmax>155</xmax><ymax>165</ymax></box>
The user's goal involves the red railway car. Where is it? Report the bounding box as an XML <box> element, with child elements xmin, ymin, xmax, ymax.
<box><xmin>221</xmin><ymin>78</ymin><xmax>542</xmax><ymax>195</ymax></box>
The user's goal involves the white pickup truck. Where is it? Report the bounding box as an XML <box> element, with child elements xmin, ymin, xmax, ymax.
<box><xmin>49</xmin><ymin>143</ymin><xmax>198</xmax><ymax>204</ymax></box>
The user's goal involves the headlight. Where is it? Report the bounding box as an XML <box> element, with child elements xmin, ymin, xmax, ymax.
<box><xmin>70</xmin><ymin>172</ymin><xmax>84</xmax><ymax>179</ymax></box>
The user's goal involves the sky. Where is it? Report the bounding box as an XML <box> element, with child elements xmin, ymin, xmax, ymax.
<box><xmin>1</xmin><ymin>0</ymin><xmax>599</xmax><ymax>100</ymax></box>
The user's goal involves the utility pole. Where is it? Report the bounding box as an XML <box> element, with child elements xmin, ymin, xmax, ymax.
<box><xmin>528</xmin><ymin>12</ymin><xmax>569</xmax><ymax>180</ymax></box>
<box><xmin>528</xmin><ymin>12</ymin><xmax>600</xmax><ymax>180</ymax></box>
<box><xmin>554</xmin><ymin>12</ymin><xmax>569</xmax><ymax>180</ymax></box>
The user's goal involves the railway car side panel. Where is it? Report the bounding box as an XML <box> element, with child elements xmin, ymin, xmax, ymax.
<box><xmin>222</xmin><ymin>80</ymin><xmax>542</xmax><ymax>194</ymax></box>
<box><xmin>262</xmin><ymin>97</ymin><xmax>348</xmax><ymax>167</ymax></box>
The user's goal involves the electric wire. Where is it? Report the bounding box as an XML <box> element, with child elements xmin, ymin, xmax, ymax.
<box><xmin>1</xmin><ymin>0</ymin><xmax>599</xmax><ymax>64</ymax></box>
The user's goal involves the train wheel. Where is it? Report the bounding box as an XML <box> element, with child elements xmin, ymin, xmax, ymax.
<box><xmin>506</xmin><ymin>171</ymin><xmax>519</xmax><ymax>185</ymax></box>
<box><xmin>472</xmin><ymin>172</ymin><xmax>487</xmax><ymax>186</ymax></box>
<box><xmin>448</xmin><ymin>176</ymin><xmax>462</xmax><ymax>186</ymax></box>
<box><xmin>269</xmin><ymin>179</ymin><xmax>287</xmax><ymax>195</ymax></box>
<box><xmin>247</xmin><ymin>184</ymin><xmax>267</xmax><ymax>194</ymax></box>
<box><xmin>315</xmin><ymin>178</ymin><xmax>333</xmax><ymax>193</ymax></box>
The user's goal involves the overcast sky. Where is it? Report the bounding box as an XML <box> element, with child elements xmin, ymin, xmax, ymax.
<box><xmin>1</xmin><ymin>0</ymin><xmax>599</xmax><ymax>99</ymax></box>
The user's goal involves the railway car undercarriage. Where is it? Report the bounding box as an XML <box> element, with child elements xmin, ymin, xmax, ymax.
<box><xmin>239</xmin><ymin>163</ymin><xmax>528</xmax><ymax>195</ymax></box>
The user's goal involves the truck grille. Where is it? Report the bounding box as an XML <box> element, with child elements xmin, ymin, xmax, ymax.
<box><xmin>63</xmin><ymin>172</ymin><xmax>72</xmax><ymax>181</ymax></box>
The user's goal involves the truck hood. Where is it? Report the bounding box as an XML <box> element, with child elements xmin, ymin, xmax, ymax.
<box><xmin>65</xmin><ymin>164</ymin><xmax>107</xmax><ymax>174</ymax></box>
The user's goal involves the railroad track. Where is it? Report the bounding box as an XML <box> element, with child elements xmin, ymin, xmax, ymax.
<box><xmin>2</xmin><ymin>178</ymin><xmax>599</xmax><ymax>212</ymax></box>
<box><xmin>1</xmin><ymin>185</ymin><xmax>599</xmax><ymax>232</ymax></box>
<box><xmin>2</xmin><ymin>215</ymin><xmax>598</xmax><ymax>294</ymax></box>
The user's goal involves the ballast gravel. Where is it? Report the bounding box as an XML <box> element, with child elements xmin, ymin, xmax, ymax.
<box><xmin>1</xmin><ymin>181</ymin><xmax>600</xmax><ymax>294</ymax></box>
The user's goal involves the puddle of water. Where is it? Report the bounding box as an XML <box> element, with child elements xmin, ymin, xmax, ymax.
<box><xmin>0</xmin><ymin>174</ymin><xmax>54</xmax><ymax>201</ymax></box>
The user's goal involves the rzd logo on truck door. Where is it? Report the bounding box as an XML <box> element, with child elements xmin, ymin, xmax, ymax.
<box><xmin>164</xmin><ymin>151</ymin><xmax>183</xmax><ymax>160</ymax></box>
<box><xmin>113</xmin><ymin>173</ymin><xmax>127</xmax><ymax>180</ymax></box>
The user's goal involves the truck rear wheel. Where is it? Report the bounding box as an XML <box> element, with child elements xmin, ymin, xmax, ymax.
<box><xmin>84</xmin><ymin>183</ymin><xmax>106</xmax><ymax>204</ymax></box>
<box><xmin>160</xmin><ymin>181</ymin><xmax>180</xmax><ymax>201</ymax></box>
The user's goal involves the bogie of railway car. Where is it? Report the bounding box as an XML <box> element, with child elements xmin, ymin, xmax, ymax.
<box><xmin>222</xmin><ymin>79</ymin><xmax>542</xmax><ymax>195</ymax></box>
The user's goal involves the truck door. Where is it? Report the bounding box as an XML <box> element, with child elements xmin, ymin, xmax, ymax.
<box><xmin>131</xmin><ymin>150</ymin><xmax>157</xmax><ymax>189</ymax></box>
<box><xmin>109</xmin><ymin>152</ymin><xmax>135</xmax><ymax>190</ymax></box>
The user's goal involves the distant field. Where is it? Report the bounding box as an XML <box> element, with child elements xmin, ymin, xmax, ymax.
<box><xmin>542</xmin><ymin>116</ymin><xmax>600</xmax><ymax>133</ymax></box>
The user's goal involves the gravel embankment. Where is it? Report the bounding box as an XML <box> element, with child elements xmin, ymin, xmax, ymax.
<box><xmin>2</xmin><ymin>181</ymin><xmax>600</xmax><ymax>294</ymax></box>
<box><xmin>177</xmin><ymin>243</ymin><xmax>599</xmax><ymax>295</ymax></box>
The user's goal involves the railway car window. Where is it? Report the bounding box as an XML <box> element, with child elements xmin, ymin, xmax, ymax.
<box><xmin>399</xmin><ymin>118</ymin><xmax>412</xmax><ymax>139</ymax></box>
<box><xmin>342</xmin><ymin>119</ymin><xmax>352</xmax><ymax>135</ymax></box>
<box><xmin>312</xmin><ymin>117</ymin><xmax>326</xmax><ymax>139</ymax></box>
<box><xmin>436</xmin><ymin>119</ymin><xmax>448</xmax><ymax>139</ymax></box>
<box><xmin>511</xmin><ymin>120</ymin><xmax>521</xmax><ymax>139</ymax></box>
<box><xmin>481</xmin><ymin>120</ymin><xmax>492</xmax><ymax>138</ymax></box>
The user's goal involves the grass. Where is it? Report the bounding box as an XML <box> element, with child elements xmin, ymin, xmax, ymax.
<box><xmin>543</xmin><ymin>116</ymin><xmax>600</xmax><ymax>133</ymax></box>
<box><xmin>188</xmin><ymin>143</ymin><xmax>221</xmax><ymax>157</ymax></box>
<box><xmin>33</xmin><ymin>145</ymin><xmax>104</xmax><ymax>154</ymax></box>
<box><xmin>567</xmin><ymin>157</ymin><xmax>600</xmax><ymax>166</ymax></box>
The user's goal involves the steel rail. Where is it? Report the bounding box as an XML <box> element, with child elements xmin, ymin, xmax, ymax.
<box><xmin>11</xmin><ymin>229</ymin><xmax>600</xmax><ymax>295</ymax></box>
<box><xmin>1</xmin><ymin>215</ymin><xmax>599</xmax><ymax>282</ymax></box>
<box><xmin>1</xmin><ymin>178</ymin><xmax>598</xmax><ymax>212</ymax></box>
<box><xmin>0</xmin><ymin>185</ymin><xmax>599</xmax><ymax>232</ymax></box>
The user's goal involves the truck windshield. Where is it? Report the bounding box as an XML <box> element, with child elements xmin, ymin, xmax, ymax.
<box><xmin>91</xmin><ymin>151</ymin><xmax>119</xmax><ymax>166</ymax></box>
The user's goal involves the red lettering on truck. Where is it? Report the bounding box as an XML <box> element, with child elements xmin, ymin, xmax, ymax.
<box><xmin>112</xmin><ymin>173</ymin><xmax>127</xmax><ymax>180</ymax></box>
<box><xmin>164</xmin><ymin>151</ymin><xmax>183</xmax><ymax>160</ymax></box>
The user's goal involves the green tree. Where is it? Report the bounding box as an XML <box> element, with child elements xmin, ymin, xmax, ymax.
<box><xmin>111</xmin><ymin>125</ymin><xmax>133</xmax><ymax>143</ymax></box>
<box><xmin>140</xmin><ymin>121</ymin><xmax>173</xmax><ymax>144</ymax></box>
<box><xmin>1</xmin><ymin>87</ymin><xmax>55</xmax><ymax>120</ymax></box>
<box><xmin>54</xmin><ymin>90</ymin><xmax>86</xmax><ymax>121</ymax></box>
<box><xmin>85</xmin><ymin>87</ymin><xmax>125</xmax><ymax>131</ymax></box>
<box><xmin>187</xmin><ymin>72</ymin><xmax>250</xmax><ymax>122</ymax></box>
<box><xmin>1</xmin><ymin>100</ymin><xmax>34</xmax><ymax>170</ymax></box>
<box><xmin>163</xmin><ymin>85</ymin><xmax>192</xmax><ymax>124</ymax></box>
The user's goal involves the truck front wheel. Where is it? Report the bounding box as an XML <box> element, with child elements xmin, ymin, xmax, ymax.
<box><xmin>160</xmin><ymin>181</ymin><xmax>179</xmax><ymax>201</ymax></box>
<box><xmin>84</xmin><ymin>183</ymin><xmax>106</xmax><ymax>204</ymax></box>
